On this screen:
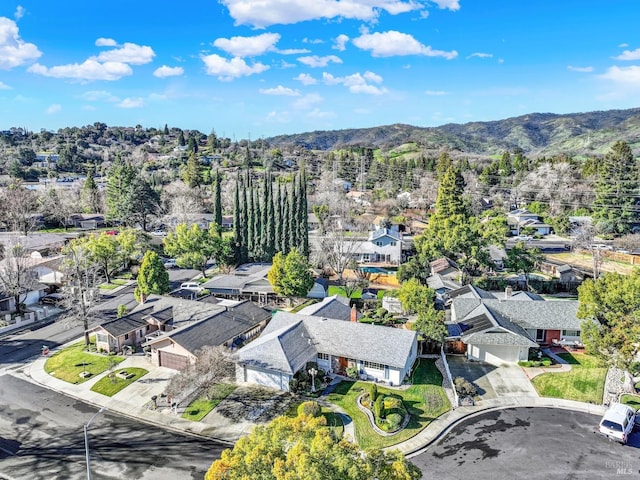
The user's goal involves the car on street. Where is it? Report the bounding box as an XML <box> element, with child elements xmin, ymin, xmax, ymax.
<box><xmin>515</xmin><ymin>235</ymin><xmax>532</xmax><ymax>242</ymax></box>
<box><xmin>40</xmin><ymin>293</ymin><xmax>66</xmax><ymax>306</ymax></box>
<box><xmin>163</xmin><ymin>258</ymin><xmax>177</xmax><ymax>268</ymax></box>
<box><xmin>598</xmin><ymin>403</ymin><xmax>637</xmax><ymax>444</ymax></box>
<box><xmin>151</xmin><ymin>230</ymin><xmax>167</xmax><ymax>236</ymax></box>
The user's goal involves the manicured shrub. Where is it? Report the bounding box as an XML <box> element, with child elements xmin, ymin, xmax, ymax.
<box><xmin>454</xmin><ymin>377</ymin><xmax>477</xmax><ymax>397</ymax></box>
<box><xmin>374</xmin><ymin>395</ymin><xmax>385</xmax><ymax>419</ymax></box>
<box><xmin>346</xmin><ymin>366</ymin><xmax>359</xmax><ymax>379</ymax></box>
<box><xmin>369</xmin><ymin>383</ymin><xmax>378</xmax><ymax>403</ymax></box>
<box><xmin>297</xmin><ymin>401</ymin><xmax>321</xmax><ymax>418</ymax></box>
<box><xmin>541</xmin><ymin>358</ymin><xmax>552</xmax><ymax>367</ymax></box>
<box><xmin>386</xmin><ymin>413</ymin><xmax>403</xmax><ymax>431</ymax></box>
<box><xmin>383</xmin><ymin>396</ymin><xmax>402</xmax><ymax>410</ymax></box>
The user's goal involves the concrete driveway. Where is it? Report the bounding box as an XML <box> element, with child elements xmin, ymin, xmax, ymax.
<box><xmin>446</xmin><ymin>355</ymin><xmax>538</xmax><ymax>400</ymax></box>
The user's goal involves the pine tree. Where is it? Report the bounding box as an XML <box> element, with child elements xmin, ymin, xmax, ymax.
<box><xmin>274</xmin><ymin>183</ymin><xmax>282</xmax><ymax>253</ymax></box>
<box><xmin>177</xmin><ymin>130</ymin><xmax>185</xmax><ymax>146</ymax></box>
<box><xmin>265</xmin><ymin>173</ymin><xmax>275</xmax><ymax>259</ymax></box>
<box><xmin>281</xmin><ymin>185</ymin><xmax>291</xmax><ymax>255</ymax></box>
<box><xmin>183</xmin><ymin>153</ymin><xmax>201</xmax><ymax>188</ymax></box>
<box><xmin>297</xmin><ymin>169</ymin><xmax>309</xmax><ymax>257</ymax></box>
<box><xmin>82</xmin><ymin>166</ymin><xmax>100</xmax><ymax>213</ymax></box>
<box><xmin>212</xmin><ymin>169</ymin><xmax>222</xmax><ymax>227</ymax></box>
<box><xmin>246</xmin><ymin>183</ymin><xmax>254</xmax><ymax>261</ymax></box>
<box><xmin>105</xmin><ymin>156</ymin><xmax>136</xmax><ymax>223</ymax></box>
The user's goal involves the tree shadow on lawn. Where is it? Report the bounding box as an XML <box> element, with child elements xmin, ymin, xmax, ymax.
<box><xmin>213</xmin><ymin>387</ymin><xmax>298</xmax><ymax>424</ymax></box>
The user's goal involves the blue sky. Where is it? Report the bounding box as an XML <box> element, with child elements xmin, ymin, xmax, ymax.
<box><xmin>1</xmin><ymin>1</ymin><xmax>640</xmax><ymax>138</ymax></box>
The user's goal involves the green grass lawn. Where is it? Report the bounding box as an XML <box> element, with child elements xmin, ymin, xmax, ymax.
<box><xmin>182</xmin><ymin>383</ymin><xmax>237</xmax><ymax>421</ymax></box>
<box><xmin>327</xmin><ymin>286</ymin><xmax>362</xmax><ymax>299</ymax></box>
<box><xmin>90</xmin><ymin>367</ymin><xmax>148</xmax><ymax>396</ymax></box>
<box><xmin>100</xmin><ymin>278</ymin><xmax>128</xmax><ymax>289</ymax></box>
<box><xmin>44</xmin><ymin>342</ymin><xmax>124</xmax><ymax>384</ymax></box>
<box><xmin>326</xmin><ymin>359</ymin><xmax>450</xmax><ymax>449</ymax></box>
<box><xmin>531</xmin><ymin>352</ymin><xmax>606</xmax><ymax>404</ymax></box>
<box><xmin>620</xmin><ymin>394</ymin><xmax>640</xmax><ymax>411</ymax></box>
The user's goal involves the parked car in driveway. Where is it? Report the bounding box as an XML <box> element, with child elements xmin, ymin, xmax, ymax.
<box><xmin>151</xmin><ymin>230</ymin><xmax>167</xmax><ymax>236</ymax></box>
<box><xmin>180</xmin><ymin>282</ymin><xmax>205</xmax><ymax>292</ymax></box>
<box><xmin>41</xmin><ymin>293</ymin><xmax>66</xmax><ymax>306</ymax></box>
<box><xmin>163</xmin><ymin>258</ymin><xmax>177</xmax><ymax>268</ymax></box>
<box><xmin>599</xmin><ymin>403</ymin><xmax>638</xmax><ymax>444</ymax></box>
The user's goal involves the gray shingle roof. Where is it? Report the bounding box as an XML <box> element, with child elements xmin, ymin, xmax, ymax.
<box><xmin>483</xmin><ymin>299</ymin><xmax>582</xmax><ymax>330</ymax></box>
<box><xmin>464</xmin><ymin>332</ymin><xmax>538</xmax><ymax>347</ymax></box>
<box><xmin>99</xmin><ymin>306</ymin><xmax>154</xmax><ymax>337</ymax></box>
<box><xmin>296</xmin><ymin>294</ymin><xmax>357</xmax><ymax>321</ymax></box>
<box><xmin>131</xmin><ymin>295</ymin><xmax>226</xmax><ymax>329</ymax></box>
<box><xmin>427</xmin><ymin>274</ymin><xmax>461</xmax><ymax>292</ymax></box>
<box><xmin>239</xmin><ymin>311</ymin><xmax>417</xmax><ymax>373</ymax></box>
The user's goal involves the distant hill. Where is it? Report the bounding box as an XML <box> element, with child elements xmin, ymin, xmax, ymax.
<box><xmin>267</xmin><ymin>107</ymin><xmax>640</xmax><ymax>156</ymax></box>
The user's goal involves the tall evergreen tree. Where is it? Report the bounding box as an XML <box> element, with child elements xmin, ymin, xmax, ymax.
<box><xmin>265</xmin><ymin>173</ymin><xmax>276</xmax><ymax>259</ymax></box>
<box><xmin>274</xmin><ymin>183</ymin><xmax>282</xmax><ymax>254</ymax></box>
<box><xmin>260</xmin><ymin>177</ymin><xmax>268</xmax><ymax>256</ymax></box>
<box><xmin>105</xmin><ymin>156</ymin><xmax>136</xmax><ymax>223</ymax></box>
<box><xmin>593</xmin><ymin>141</ymin><xmax>639</xmax><ymax>235</ymax></box>
<box><xmin>183</xmin><ymin>153</ymin><xmax>201</xmax><ymax>188</ymax></box>
<box><xmin>177</xmin><ymin>130</ymin><xmax>185</xmax><ymax>146</ymax></box>
<box><xmin>82</xmin><ymin>166</ymin><xmax>100</xmax><ymax>213</ymax></box>
<box><xmin>246</xmin><ymin>183</ymin><xmax>254</xmax><ymax>260</ymax></box>
<box><xmin>297</xmin><ymin>169</ymin><xmax>309</xmax><ymax>257</ymax></box>
<box><xmin>281</xmin><ymin>185</ymin><xmax>291</xmax><ymax>255</ymax></box>
<box><xmin>233</xmin><ymin>176</ymin><xmax>242</xmax><ymax>263</ymax></box>
<box><xmin>212</xmin><ymin>169</ymin><xmax>222</xmax><ymax>227</ymax></box>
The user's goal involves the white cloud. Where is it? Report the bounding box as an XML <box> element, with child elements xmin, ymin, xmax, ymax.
<box><xmin>214</xmin><ymin>33</ymin><xmax>280</xmax><ymax>57</ymax></box>
<box><xmin>467</xmin><ymin>52</ymin><xmax>492</xmax><ymax>59</ymax></box>
<box><xmin>0</xmin><ymin>17</ymin><xmax>41</xmax><ymax>69</ymax></box>
<box><xmin>353</xmin><ymin>31</ymin><xmax>457</xmax><ymax>59</ymax></box>
<box><xmin>294</xmin><ymin>73</ymin><xmax>317</xmax><ymax>85</ymax></box>
<box><xmin>201</xmin><ymin>54</ymin><xmax>269</xmax><ymax>80</ymax></box>
<box><xmin>28</xmin><ymin>60</ymin><xmax>132</xmax><ymax>81</ymax></box>
<box><xmin>277</xmin><ymin>48</ymin><xmax>310</xmax><ymax>55</ymax></box>
<box><xmin>303</xmin><ymin>38</ymin><xmax>324</xmax><ymax>44</ymax></box>
<box><xmin>618</xmin><ymin>43</ymin><xmax>629</xmax><ymax>48</ymax></box>
<box><xmin>431</xmin><ymin>0</ymin><xmax>460</xmax><ymax>10</ymax></box>
<box><xmin>297</xmin><ymin>55</ymin><xmax>342</xmax><ymax>67</ymax></box>
<box><xmin>81</xmin><ymin>90</ymin><xmax>119</xmax><ymax>102</ymax></box>
<box><xmin>293</xmin><ymin>93</ymin><xmax>323</xmax><ymax>109</ymax></box>
<box><xmin>613</xmin><ymin>48</ymin><xmax>640</xmax><ymax>61</ymax></box>
<box><xmin>333</xmin><ymin>34</ymin><xmax>349</xmax><ymax>51</ymax></box>
<box><xmin>95</xmin><ymin>37</ymin><xmax>117</xmax><ymax>47</ymax></box>
<box><xmin>14</xmin><ymin>6</ymin><xmax>25</xmax><ymax>20</ymax></box>
<box><xmin>306</xmin><ymin>108</ymin><xmax>335</xmax><ymax>119</ymax></box>
<box><xmin>322</xmin><ymin>71</ymin><xmax>387</xmax><ymax>94</ymax></box>
<box><xmin>220</xmin><ymin>0</ymin><xmax>422</xmax><ymax>28</ymax></box>
<box><xmin>117</xmin><ymin>97</ymin><xmax>144</xmax><ymax>108</ymax></box>
<box><xmin>0</xmin><ymin>80</ymin><xmax>11</xmax><ymax>89</ymax></box>
<box><xmin>96</xmin><ymin>42</ymin><xmax>155</xmax><ymax>65</ymax></box>
<box><xmin>259</xmin><ymin>85</ymin><xmax>300</xmax><ymax>96</ymax></box>
<box><xmin>567</xmin><ymin>65</ymin><xmax>593</xmax><ymax>72</ymax></box>
<box><xmin>425</xmin><ymin>90</ymin><xmax>448</xmax><ymax>95</ymax></box>
<box><xmin>46</xmin><ymin>104</ymin><xmax>61</xmax><ymax>114</ymax></box>
<box><xmin>153</xmin><ymin>65</ymin><xmax>184</xmax><ymax>78</ymax></box>
<box><xmin>600</xmin><ymin>65</ymin><xmax>640</xmax><ymax>85</ymax></box>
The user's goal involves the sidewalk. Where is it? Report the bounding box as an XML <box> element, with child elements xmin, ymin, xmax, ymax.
<box><xmin>15</xmin><ymin>347</ymin><xmax>609</xmax><ymax>456</ymax></box>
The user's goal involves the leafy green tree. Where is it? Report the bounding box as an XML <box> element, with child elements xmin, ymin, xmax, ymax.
<box><xmin>205</xmin><ymin>413</ymin><xmax>421</xmax><ymax>480</ymax></box>
<box><xmin>163</xmin><ymin>223</ymin><xmax>221</xmax><ymax>276</ymax></box>
<box><xmin>82</xmin><ymin>167</ymin><xmax>101</xmax><ymax>213</ymax></box>
<box><xmin>85</xmin><ymin>232</ymin><xmax>121</xmax><ymax>284</ymax></box>
<box><xmin>577</xmin><ymin>269</ymin><xmax>640</xmax><ymax>392</ymax></box>
<box><xmin>268</xmin><ymin>248</ymin><xmax>314</xmax><ymax>303</ymax></box>
<box><xmin>117</xmin><ymin>304</ymin><xmax>128</xmax><ymax>318</ymax></box>
<box><xmin>397</xmin><ymin>278</ymin><xmax>434</xmax><ymax>314</ymax></box>
<box><xmin>592</xmin><ymin>141</ymin><xmax>639</xmax><ymax>235</ymax></box>
<box><xmin>313</xmin><ymin>204</ymin><xmax>329</xmax><ymax>234</ymax></box>
<box><xmin>136</xmin><ymin>250</ymin><xmax>170</xmax><ymax>302</ymax></box>
<box><xmin>505</xmin><ymin>241</ymin><xmax>543</xmax><ymax>291</ymax></box>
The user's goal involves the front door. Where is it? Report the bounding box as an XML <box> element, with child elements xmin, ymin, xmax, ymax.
<box><xmin>536</xmin><ymin>329</ymin><xmax>545</xmax><ymax>342</ymax></box>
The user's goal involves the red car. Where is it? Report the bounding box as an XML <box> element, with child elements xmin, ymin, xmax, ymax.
<box><xmin>105</xmin><ymin>230</ymin><xmax>118</xmax><ymax>235</ymax></box>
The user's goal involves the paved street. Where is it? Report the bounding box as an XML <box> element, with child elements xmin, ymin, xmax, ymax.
<box><xmin>0</xmin><ymin>375</ymin><xmax>225</xmax><ymax>480</ymax></box>
<box><xmin>411</xmin><ymin>407</ymin><xmax>640</xmax><ymax>479</ymax></box>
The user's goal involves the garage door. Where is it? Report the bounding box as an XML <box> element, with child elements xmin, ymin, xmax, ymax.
<box><xmin>159</xmin><ymin>350</ymin><xmax>189</xmax><ymax>370</ymax></box>
<box><xmin>474</xmin><ymin>345</ymin><xmax>520</xmax><ymax>365</ymax></box>
<box><xmin>244</xmin><ymin>366</ymin><xmax>289</xmax><ymax>391</ymax></box>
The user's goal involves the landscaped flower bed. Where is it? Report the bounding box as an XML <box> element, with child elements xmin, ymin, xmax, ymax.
<box><xmin>357</xmin><ymin>383</ymin><xmax>409</xmax><ymax>434</ymax></box>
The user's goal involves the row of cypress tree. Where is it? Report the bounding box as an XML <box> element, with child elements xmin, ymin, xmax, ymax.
<box><xmin>232</xmin><ymin>168</ymin><xmax>309</xmax><ymax>264</ymax></box>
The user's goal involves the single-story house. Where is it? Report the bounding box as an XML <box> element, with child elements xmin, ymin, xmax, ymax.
<box><xmin>446</xmin><ymin>287</ymin><xmax>586</xmax><ymax>365</ymax></box>
<box><xmin>144</xmin><ymin>300</ymin><xmax>271</xmax><ymax>370</ymax></box>
<box><xmin>427</xmin><ymin>274</ymin><xmax>461</xmax><ymax>304</ymax></box>
<box><xmin>429</xmin><ymin>257</ymin><xmax>459</xmax><ymax>278</ymax></box>
<box><xmin>296</xmin><ymin>294</ymin><xmax>360</xmax><ymax>321</ymax></box>
<box><xmin>236</xmin><ymin>311</ymin><xmax>418</xmax><ymax>391</ymax></box>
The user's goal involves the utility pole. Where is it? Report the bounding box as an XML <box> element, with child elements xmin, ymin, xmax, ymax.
<box><xmin>84</xmin><ymin>406</ymin><xmax>105</xmax><ymax>480</ymax></box>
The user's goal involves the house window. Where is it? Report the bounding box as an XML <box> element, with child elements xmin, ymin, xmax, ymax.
<box><xmin>362</xmin><ymin>360</ymin><xmax>385</xmax><ymax>371</ymax></box>
<box><xmin>562</xmin><ymin>330</ymin><xmax>581</xmax><ymax>337</ymax></box>
<box><xmin>535</xmin><ymin>330</ymin><xmax>545</xmax><ymax>342</ymax></box>
<box><xmin>390</xmin><ymin>241</ymin><xmax>396</xmax><ymax>246</ymax></box>
<box><xmin>124</xmin><ymin>333</ymin><xmax>129</xmax><ymax>340</ymax></box>
<box><xmin>146</xmin><ymin>325</ymin><xmax>150</xmax><ymax>331</ymax></box>
<box><xmin>317</xmin><ymin>353</ymin><xmax>330</xmax><ymax>361</ymax></box>
<box><xmin>96</xmin><ymin>333</ymin><xmax>108</xmax><ymax>344</ymax></box>
<box><xmin>375</xmin><ymin>241</ymin><xmax>383</xmax><ymax>247</ymax></box>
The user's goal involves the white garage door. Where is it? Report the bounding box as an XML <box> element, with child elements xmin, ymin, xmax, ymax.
<box><xmin>244</xmin><ymin>366</ymin><xmax>290</xmax><ymax>391</ymax></box>
<box><xmin>471</xmin><ymin>345</ymin><xmax>521</xmax><ymax>365</ymax></box>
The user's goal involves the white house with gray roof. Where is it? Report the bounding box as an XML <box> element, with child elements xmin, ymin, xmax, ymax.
<box><xmin>236</xmin><ymin>311</ymin><xmax>418</xmax><ymax>391</ymax></box>
<box><xmin>446</xmin><ymin>287</ymin><xmax>585</xmax><ymax>365</ymax></box>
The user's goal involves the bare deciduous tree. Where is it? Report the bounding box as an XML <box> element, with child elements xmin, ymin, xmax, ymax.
<box><xmin>0</xmin><ymin>183</ymin><xmax>40</xmax><ymax>235</ymax></box>
<box><xmin>0</xmin><ymin>243</ymin><xmax>37</xmax><ymax>314</ymax></box>
<box><xmin>165</xmin><ymin>345</ymin><xmax>236</xmax><ymax>401</ymax></box>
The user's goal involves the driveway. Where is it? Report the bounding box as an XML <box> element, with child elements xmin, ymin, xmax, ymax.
<box><xmin>446</xmin><ymin>355</ymin><xmax>538</xmax><ymax>400</ymax></box>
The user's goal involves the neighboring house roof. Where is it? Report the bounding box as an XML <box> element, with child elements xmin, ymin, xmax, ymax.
<box><xmin>430</xmin><ymin>257</ymin><xmax>458</xmax><ymax>274</ymax></box>
<box><xmin>464</xmin><ymin>331</ymin><xmax>537</xmax><ymax>347</ymax></box>
<box><xmin>447</xmin><ymin>284</ymin><xmax>496</xmax><ymax>301</ymax></box>
<box><xmin>97</xmin><ymin>306</ymin><xmax>154</xmax><ymax>337</ymax></box>
<box><xmin>238</xmin><ymin>311</ymin><xmax>417</xmax><ymax>374</ymax></box>
<box><xmin>369</xmin><ymin>228</ymin><xmax>401</xmax><ymax>242</ymax></box>
<box><xmin>129</xmin><ymin>295</ymin><xmax>226</xmax><ymax>329</ymax></box>
<box><xmin>556</xmin><ymin>264</ymin><xmax>573</xmax><ymax>273</ymax></box>
<box><xmin>296</xmin><ymin>294</ymin><xmax>359</xmax><ymax>321</ymax></box>
<box><xmin>508</xmin><ymin>291</ymin><xmax>545</xmax><ymax>301</ymax></box>
<box><xmin>488</xmin><ymin>245</ymin><xmax>507</xmax><ymax>262</ymax></box>
<box><xmin>427</xmin><ymin>273</ymin><xmax>461</xmax><ymax>292</ymax></box>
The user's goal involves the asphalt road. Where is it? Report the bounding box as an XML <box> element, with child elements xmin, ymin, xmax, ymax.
<box><xmin>0</xmin><ymin>375</ymin><xmax>226</xmax><ymax>480</ymax></box>
<box><xmin>411</xmin><ymin>407</ymin><xmax>640</xmax><ymax>480</ymax></box>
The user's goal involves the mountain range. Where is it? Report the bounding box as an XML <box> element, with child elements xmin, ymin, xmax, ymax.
<box><xmin>267</xmin><ymin>107</ymin><xmax>640</xmax><ymax>157</ymax></box>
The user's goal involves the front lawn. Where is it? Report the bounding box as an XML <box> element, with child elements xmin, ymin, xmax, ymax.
<box><xmin>531</xmin><ymin>353</ymin><xmax>606</xmax><ymax>404</ymax></box>
<box><xmin>327</xmin><ymin>286</ymin><xmax>362</xmax><ymax>299</ymax></box>
<box><xmin>620</xmin><ymin>394</ymin><xmax>640</xmax><ymax>411</ymax></box>
<box><xmin>44</xmin><ymin>342</ymin><xmax>124</xmax><ymax>384</ymax></box>
<box><xmin>90</xmin><ymin>367</ymin><xmax>148</xmax><ymax>396</ymax></box>
<box><xmin>182</xmin><ymin>383</ymin><xmax>237</xmax><ymax>421</ymax></box>
<box><xmin>326</xmin><ymin>359</ymin><xmax>449</xmax><ymax>449</ymax></box>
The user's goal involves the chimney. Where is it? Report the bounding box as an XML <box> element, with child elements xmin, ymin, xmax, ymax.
<box><xmin>140</xmin><ymin>292</ymin><xmax>147</xmax><ymax>304</ymax></box>
<box><xmin>350</xmin><ymin>305</ymin><xmax>358</xmax><ymax>322</ymax></box>
<box><xmin>504</xmin><ymin>286</ymin><xmax>513</xmax><ymax>300</ymax></box>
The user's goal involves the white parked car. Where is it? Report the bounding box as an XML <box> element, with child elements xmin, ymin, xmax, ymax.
<box><xmin>516</xmin><ymin>235</ymin><xmax>532</xmax><ymax>242</ymax></box>
<box><xmin>151</xmin><ymin>230</ymin><xmax>167</xmax><ymax>236</ymax></box>
<box><xmin>598</xmin><ymin>403</ymin><xmax>637</xmax><ymax>444</ymax></box>
<box><xmin>180</xmin><ymin>282</ymin><xmax>205</xmax><ymax>292</ymax></box>
<box><xmin>163</xmin><ymin>259</ymin><xmax>177</xmax><ymax>268</ymax></box>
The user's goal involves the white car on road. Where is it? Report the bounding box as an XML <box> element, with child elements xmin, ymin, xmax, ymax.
<box><xmin>180</xmin><ymin>282</ymin><xmax>205</xmax><ymax>292</ymax></box>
